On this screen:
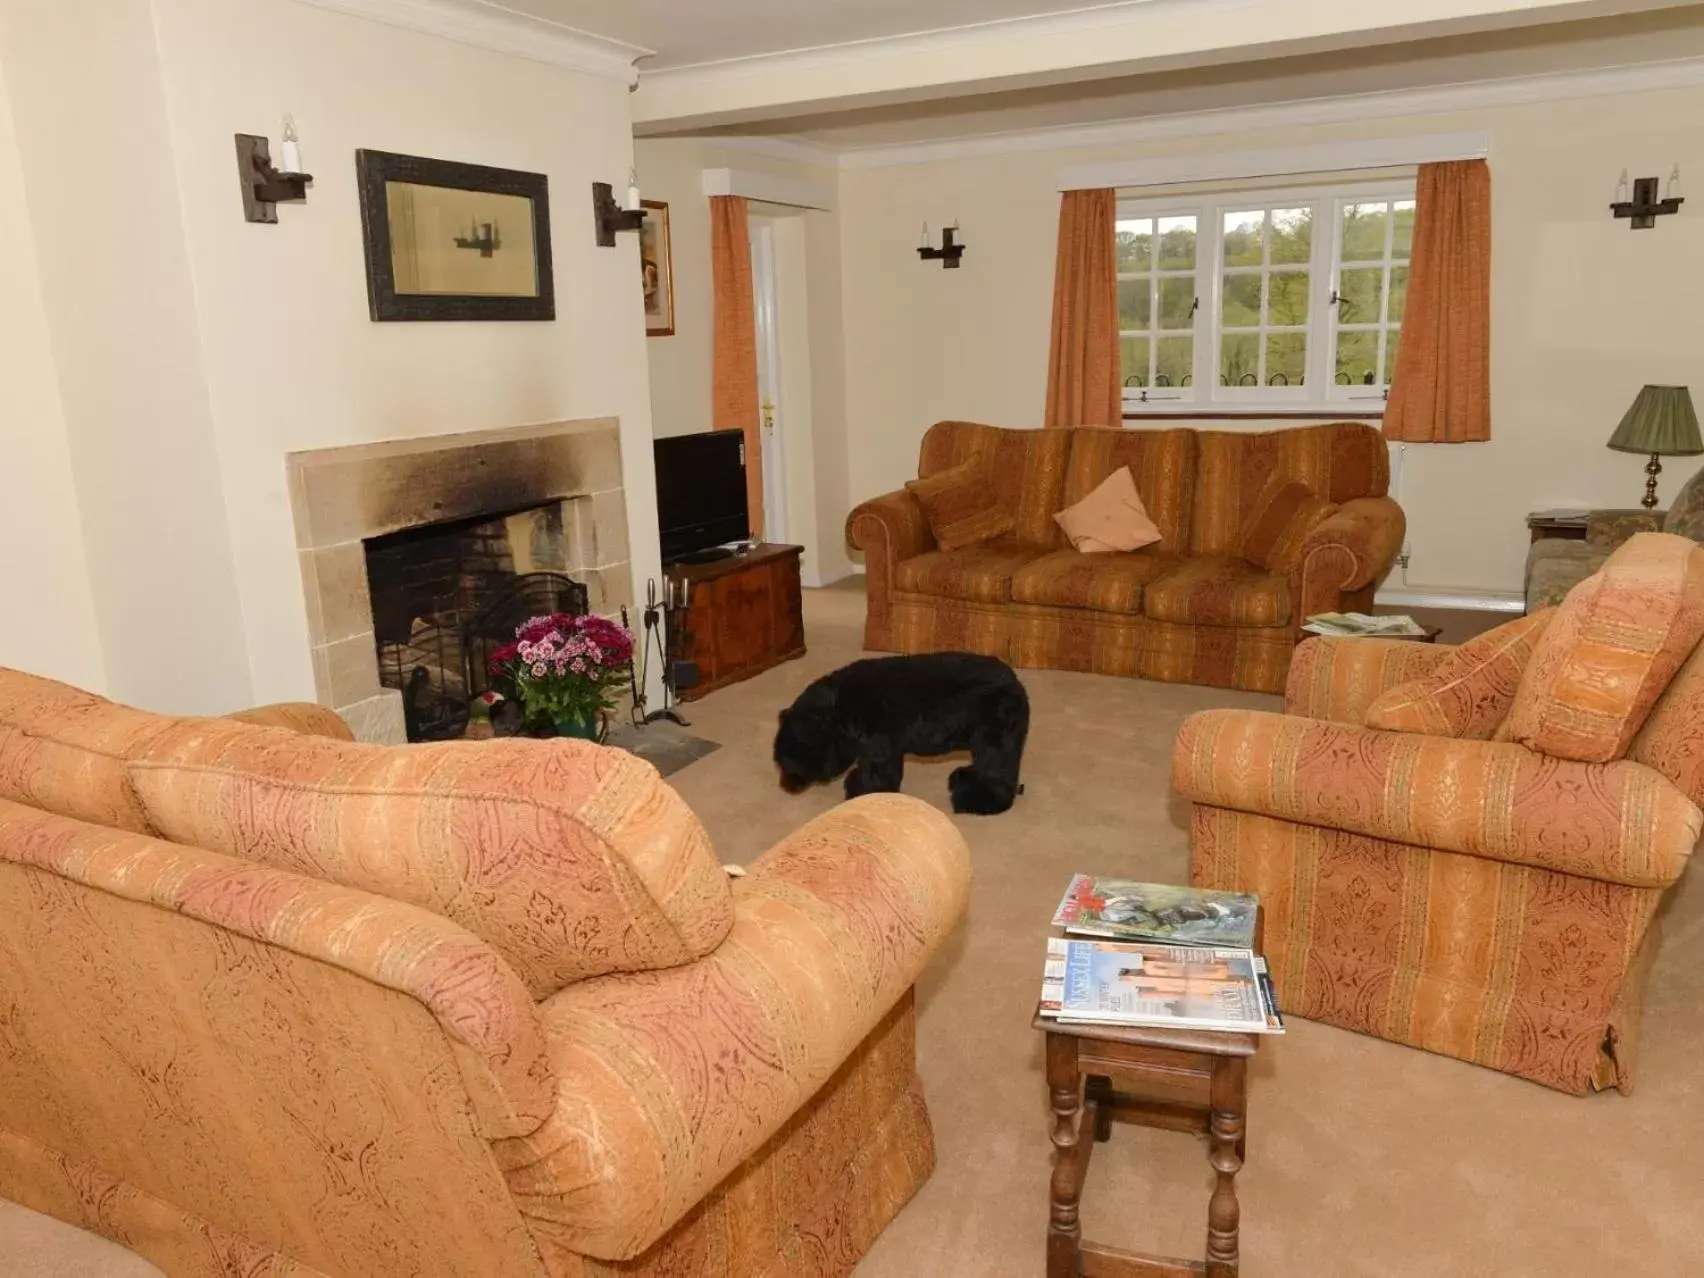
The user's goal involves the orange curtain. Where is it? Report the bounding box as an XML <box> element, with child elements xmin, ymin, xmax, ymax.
<box><xmin>1044</xmin><ymin>188</ymin><xmax>1121</xmax><ymax>429</ymax></box>
<box><xmin>1384</xmin><ymin>159</ymin><xmax>1491</xmax><ymax>443</ymax></box>
<box><xmin>710</xmin><ymin>194</ymin><xmax>764</xmax><ymax>535</ymax></box>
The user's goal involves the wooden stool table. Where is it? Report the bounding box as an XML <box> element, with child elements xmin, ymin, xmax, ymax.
<box><xmin>1033</xmin><ymin>1009</ymin><xmax>1259</xmax><ymax>1278</ymax></box>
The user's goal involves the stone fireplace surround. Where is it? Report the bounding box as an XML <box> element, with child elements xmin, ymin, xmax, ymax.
<box><xmin>287</xmin><ymin>419</ymin><xmax>632</xmax><ymax>743</ymax></box>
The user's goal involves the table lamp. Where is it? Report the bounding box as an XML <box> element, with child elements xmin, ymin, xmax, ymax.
<box><xmin>1607</xmin><ymin>385</ymin><xmax>1702</xmax><ymax>509</ymax></box>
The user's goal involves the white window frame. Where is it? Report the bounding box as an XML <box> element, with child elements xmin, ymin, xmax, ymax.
<box><xmin>1117</xmin><ymin>178</ymin><xmax>1416</xmax><ymax>416</ymax></box>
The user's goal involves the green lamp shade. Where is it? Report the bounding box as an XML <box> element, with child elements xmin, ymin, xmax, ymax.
<box><xmin>1607</xmin><ymin>385</ymin><xmax>1703</xmax><ymax>456</ymax></box>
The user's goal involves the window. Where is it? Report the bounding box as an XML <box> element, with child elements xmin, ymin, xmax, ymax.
<box><xmin>1117</xmin><ymin>181</ymin><xmax>1416</xmax><ymax>414</ymax></box>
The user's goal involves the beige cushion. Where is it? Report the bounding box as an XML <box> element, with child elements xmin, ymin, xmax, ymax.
<box><xmin>1366</xmin><ymin>610</ymin><xmax>1553</xmax><ymax>739</ymax></box>
<box><xmin>905</xmin><ymin>457</ymin><xmax>1015</xmax><ymax>552</ymax></box>
<box><xmin>1501</xmin><ymin>533</ymin><xmax>1704</xmax><ymax>762</ymax></box>
<box><xmin>1053</xmin><ymin>466</ymin><xmax>1162</xmax><ymax>554</ymax></box>
<box><xmin>128</xmin><ymin>719</ymin><xmax>736</xmax><ymax>998</ymax></box>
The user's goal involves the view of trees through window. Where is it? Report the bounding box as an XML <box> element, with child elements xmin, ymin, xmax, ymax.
<box><xmin>1115</xmin><ymin>182</ymin><xmax>1417</xmax><ymax>410</ymax></box>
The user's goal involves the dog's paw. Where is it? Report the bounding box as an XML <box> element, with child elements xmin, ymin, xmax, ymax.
<box><xmin>949</xmin><ymin>765</ymin><xmax>1016</xmax><ymax>815</ymax></box>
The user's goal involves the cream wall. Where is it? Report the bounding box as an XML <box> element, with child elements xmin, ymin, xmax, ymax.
<box><xmin>148</xmin><ymin>0</ymin><xmax>657</xmax><ymax>707</ymax></box>
<box><xmin>0</xmin><ymin>54</ymin><xmax>104</xmax><ymax>690</ymax></box>
<box><xmin>838</xmin><ymin>85</ymin><xmax>1704</xmax><ymax>600</ymax></box>
<box><xmin>0</xmin><ymin>0</ymin><xmax>254</xmax><ymax>711</ymax></box>
<box><xmin>635</xmin><ymin>138</ymin><xmax>853</xmax><ymax>582</ymax></box>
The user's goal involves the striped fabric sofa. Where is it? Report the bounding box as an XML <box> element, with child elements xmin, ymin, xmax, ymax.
<box><xmin>1173</xmin><ymin>532</ymin><xmax>1704</xmax><ymax>1094</ymax></box>
<box><xmin>848</xmin><ymin>420</ymin><xmax>1405</xmax><ymax>694</ymax></box>
<box><xmin>0</xmin><ymin>667</ymin><xmax>971</xmax><ymax>1277</ymax></box>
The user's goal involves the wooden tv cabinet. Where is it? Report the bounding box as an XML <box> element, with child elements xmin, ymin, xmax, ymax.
<box><xmin>664</xmin><ymin>543</ymin><xmax>805</xmax><ymax>701</ymax></box>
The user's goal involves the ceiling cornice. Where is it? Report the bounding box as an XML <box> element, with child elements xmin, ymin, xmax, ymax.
<box><xmin>285</xmin><ymin>0</ymin><xmax>652</xmax><ymax>83</ymax></box>
<box><xmin>827</xmin><ymin>52</ymin><xmax>1704</xmax><ymax>169</ymax></box>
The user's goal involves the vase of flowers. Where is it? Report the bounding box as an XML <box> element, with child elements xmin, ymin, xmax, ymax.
<box><xmin>486</xmin><ymin>612</ymin><xmax>634</xmax><ymax>742</ymax></box>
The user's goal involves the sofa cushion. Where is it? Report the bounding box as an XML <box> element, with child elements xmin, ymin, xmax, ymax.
<box><xmin>918</xmin><ymin>421</ymin><xmax>1072</xmax><ymax>546</ymax></box>
<box><xmin>127</xmin><ymin>720</ymin><xmax>735</xmax><ymax>999</ymax></box>
<box><xmin>0</xmin><ymin>668</ymin><xmax>170</xmax><ymax>832</ymax></box>
<box><xmin>1061</xmin><ymin>427</ymin><xmax>1197</xmax><ymax>552</ymax></box>
<box><xmin>1501</xmin><ymin>533</ymin><xmax>1704</xmax><ymax>763</ymax></box>
<box><xmin>1366</xmin><ymin>609</ymin><xmax>1553</xmax><ymax>739</ymax></box>
<box><xmin>893</xmin><ymin>540</ymin><xmax>1046</xmax><ymax>604</ymax></box>
<box><xmin>1662</xmin><ymin>462</ymin><xmax>1704</xmax><ymax>542</ymax></box>
<box><xmin>1053</xmin><ymin>466</ymin><xmax>1162</xmax><ymax>553</ymax></box>
<box><xmin>1190</xmin><ymin>423</ymin><xmax>1389</xmax><ymax>555</ymax></box>
<box><xmin>1144</xmin><ymin>557</ymin><xmax>1292</xmax><ymax>628</ymax></box>
<box><xmin>1012</xmin><ymin>549</ymin><xmax>1185</xmax><ymax>615</ymax></box>
<box><xmin>904</xmin><ymin>457</ymin><xmax>1014</xmax><ymax>551</ymax></box>
<box><xmin>1236</xmin><ymin>481</ymin><xmax>1339</xmax><ymax>574</ymax></box>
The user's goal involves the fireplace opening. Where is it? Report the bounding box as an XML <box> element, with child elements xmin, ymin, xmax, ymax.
<box><xmin>364</xmin><ymin>503</ymin><xmax>588</xmax><ymax>741</ymax></box>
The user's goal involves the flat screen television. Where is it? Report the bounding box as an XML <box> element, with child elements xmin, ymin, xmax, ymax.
<box><xmin>654</xmin><ymin>430</ymin><xmax>750</xmax><ymax>563</ymax></box>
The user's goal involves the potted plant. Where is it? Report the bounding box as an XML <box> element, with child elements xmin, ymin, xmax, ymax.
<box><xmin>486</xmin><ymin>612</ymin><xmax>633</xmax><ymax>741</ymax></box>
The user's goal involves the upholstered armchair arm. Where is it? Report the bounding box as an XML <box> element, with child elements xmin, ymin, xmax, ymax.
<box><xmin>1290</xmin><ymin>496</ymin><xmax>1407</xmax><ymax>628</ymax></box>
<box><xmin>0</xmin><ymin>799</ymin><xmax>553</xmax><ymax>1137</ymax></box>
<box><xmin>1174</xmin><ymin>709</ymin><xmax>1700</xmax><ymax>887</ymax></box>
<box><xmin>1284</xmin><ymin>635</ymin><xmax>1454</xmax><ymax>723</ymax></box>
<box><xmin>847</xmin><ymin>489</ymin><xmax>935</xmax><ymax>649</ymax></box>
<box><xmin>224</xmin><ymin>702</ymin><xmax>355</xmax><ymax>740</ymax></box>
<box><xmin>1587</xmin><ymin>509</ymin><xmax>1664</xmax><ymax>550</ymax></box>
<box><xmin>495</xmin><ymin>794</ymin><xmax>970</xmax><ymax>1264</ymax></box>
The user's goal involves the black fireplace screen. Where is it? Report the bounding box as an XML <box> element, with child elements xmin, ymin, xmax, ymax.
<box><xmin>365</xmin><ymin>507</ymin><xmax>588</xmax><ymax>741</ymax></box>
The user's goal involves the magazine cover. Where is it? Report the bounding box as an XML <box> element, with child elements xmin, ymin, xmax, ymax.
<box><xmin>1051</xmin><ymin>875</ymin><xmax>1258</xmax><ymax>947</ymax></box>
<box><xmin>1053</xmin><ymin>939</ymin><xmax>1270</xmax><ymax>1033</ymax></box>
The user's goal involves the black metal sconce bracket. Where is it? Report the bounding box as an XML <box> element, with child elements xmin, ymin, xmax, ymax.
<box><xmin>592</xmin><ymin>181</ymin><xmax>646</xmax><ymax>247</ymax></box>
<box><xmin>235</xmin><ymin>133</ymin><xmax>312</xmax><ymax>224</ymax></box>
<box><xmin>1611</xmin><ymin>176</ymin><xmax>1683</xmax><ymax>230</ymax></box>
<box><xmin>918</xmin><ymin>225</ymin><xmax>966</xmax><ymax>268</ymax></box>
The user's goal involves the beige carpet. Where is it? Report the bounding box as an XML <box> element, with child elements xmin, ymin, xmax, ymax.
<box><xmin>4</xmin><ymin>584</ymin><xmax>1702</xmax><ymax>1276</ymax></box>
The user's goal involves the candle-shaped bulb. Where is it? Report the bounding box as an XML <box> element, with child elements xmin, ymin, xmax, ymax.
<box><xmin>920</xmin><ymin>222</ymin><xmax>930</xmax><ymax>249</ymax></box>
<box><xmin>1668</xmin><ymin>163</ymin><xmax>1682</xmax><ymax>200</ymax></box>
<box><xmin>625</xmin><ymin>169</ymin><xmax>642</xmax><ymax>212</ymax></box>
<box><xmin>1615</xmin><ymin>168</ymin><xmax>1629</xmax><ymax>204</ymax></box>
<box><xmin>279</xmin><ymin>114</ymin><xmax>302</xmax><ymax>174</ymax></box>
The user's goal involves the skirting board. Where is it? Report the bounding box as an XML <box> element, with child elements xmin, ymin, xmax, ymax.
<box><xmin>1375</xmin><ymin>587</ymin><xmax>1524</xmax><ymax>613</ymax></box>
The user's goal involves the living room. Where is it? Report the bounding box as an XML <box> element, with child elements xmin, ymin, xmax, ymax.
<box><xmin>3</xmin><ymin>1</ymin><xmax>1703</xmax><ymax>1276</ymax></box>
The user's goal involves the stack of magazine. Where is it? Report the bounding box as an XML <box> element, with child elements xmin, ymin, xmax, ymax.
<box><xmin>1041</xmin><ymin>876</ymin><xmax>1284</xmax><ymax>1035</ymax></box>
<box><xmin>1302</xmin><ymin>611</ymin><xmax>1426</xmax><ymax>638</ymax></box>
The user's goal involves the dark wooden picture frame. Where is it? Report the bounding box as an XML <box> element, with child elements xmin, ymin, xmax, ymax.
<box><xmin>356</xmin><ymin>149</ymin><xmax>554</xmax><ymax>322</ymax></box>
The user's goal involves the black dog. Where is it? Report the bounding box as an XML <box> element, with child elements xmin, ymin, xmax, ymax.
<box><xmin>774</xmin><ymin>652</ymin><xmax>1029</xmax><ymax>814</ymax></box>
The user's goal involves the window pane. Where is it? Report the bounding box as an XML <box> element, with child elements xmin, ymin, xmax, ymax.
<box><xmin>1155</xmin><ymin>336</ymin><xmax>1193</xmax><ymax>388</ymax></box>
<box><xmin>1221</xmin><ymin>273</ymin><xmax>1261</xmax><ymax>327</ymax></box>
<box><xmin>1269</xmin><ymin>208</ymin><xmax>1312</xmax><ymax>264</ymax></box>
<box><xmin>1266</xmin><ymin>333</ymin><xmax>1307</xmax><ymax>386</ymax></box>
<box><xmin>1337</xmin><ymin>267</ymin><xmax>1384</xmax><ymax>324</ymax></box>
<box><xmin>1335</xmin><ymin>330</ymin><xmax>1379</xmax><ymax>387</ymax></box>
<box><xmin>1385</xmin><ymin>329</ymin><xmax>1401</xmax><ymax>382</ymax></box>
<box><xmin>1266</xmin><ymin>270</ymin><xmax>1310</xmax><ymax>325</ymax></box>
<box><xmin>1222</xmin><ymin>211</ymin><xmax>1264</xmax><ymax>267</ymax></box>
<box><xmin>1157</xmin><ymin>216</ymin><xmax>1197</xmax><ymax>269</ymax></box>
<box><xmin>1392</xmin><ymin>201</ymin><xmax>1416</xmax><ymax>260</ymax></box>
<box><xmin>1387</xmin><ymin>265</ymin><xmax>1409</xmax><ymax>323</ymax></box>
<box><xmin>1221</xmin><ymin>332</ymin><xmax>1260</xmax><ymax>386</ymax></box>
<box><xmin>1116</xmin><ymin>219</ymin><xmax>1153</xmax><ymax>271</ymax></box>
<box><xmin>1121</xmin><ymin>335</ymin><xmax>1151</xmax><ymax>387</ymax></box>
<box><xmin>1118</xmin><ymin>278</ymin><xmax>1152</xmax><ymax>330</ymax></box>
<box><xmin>1158</xmin><ymin>277</ymin><xmax>1196</xmax><ymax>330</ymax></box>
<box><xmin>1341</xmin><ymin>203</ymin><xmax>1388</xmax><ymax>261</ymax></box>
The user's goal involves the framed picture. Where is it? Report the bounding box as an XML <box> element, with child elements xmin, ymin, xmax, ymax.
<box><xmin>639</xmin><ymin>199</ymin><xmax>674</xmax><ymax>337</ymax></box>
<box><xmin>355</xmin><ymin>149</ymin><xmax>554</xmax><ymax>321</ymax></box>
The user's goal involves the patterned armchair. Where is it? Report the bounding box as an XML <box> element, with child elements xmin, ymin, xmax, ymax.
<box><xmin>1173</xmin><ymin>533</ymin><xmax>1704</xmax><ymax>1094</ymax></box>
<box><xmin>0</xmin><ymin>668</ymin><xmax>971</xmax><ymax>1277</ymax></box>
<box><xmin>1526</xmin><ymin>462</ymin><xmax>1704</xmax><ymax>611</ymax></box>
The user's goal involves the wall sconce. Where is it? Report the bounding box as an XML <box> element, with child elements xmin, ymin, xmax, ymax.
<box><xmin>593</xmin><ymin>173</ymin><xmax>646</xmax><ymax>247</ymax></box>
<box><xmin>918</xmin><ymin>222</ymin><xmax>966</xmax><ymax>269</ymax></box>
<box><xmin>234</xmin><ymin>116</ymin><xmax>312</xmax><ymax>224</ymax></box>
<box><xmin>1611</xmin><ymin>165</ymin><xmax>1684</xmax><ymax>229</ymax></box>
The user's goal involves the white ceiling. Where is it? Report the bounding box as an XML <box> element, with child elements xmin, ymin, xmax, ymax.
<box><xmin>490</xmin><ymin>0</ymin><xmax>1154</xmax><ymax>70</ymax></box>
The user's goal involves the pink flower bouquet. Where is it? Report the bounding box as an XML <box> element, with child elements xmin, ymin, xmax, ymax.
<box><xmin>487</xmin><ymin>612</ymin><xmax>634</xmax><ymax>739</ymax></box>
